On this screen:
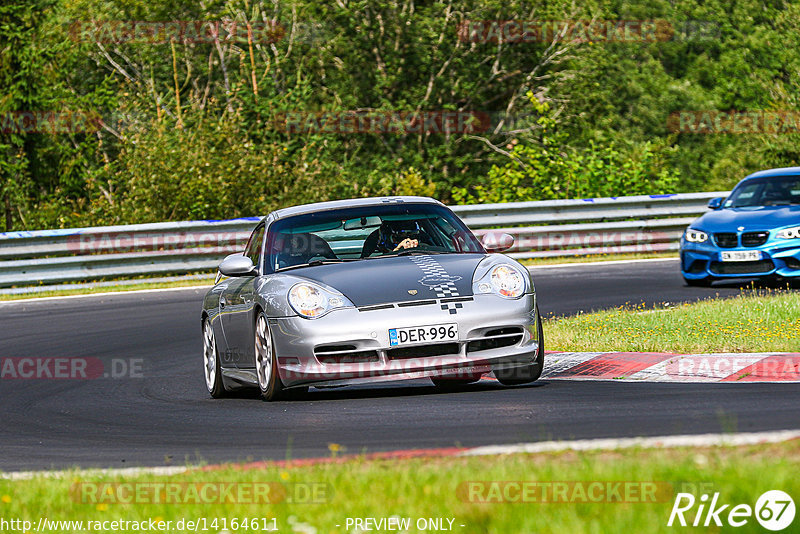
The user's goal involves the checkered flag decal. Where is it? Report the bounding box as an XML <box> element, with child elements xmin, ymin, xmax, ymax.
<box><xmin>409</xmin><ymin>256</ymin><xmax>464</xmax><ymax>315</ymax></box>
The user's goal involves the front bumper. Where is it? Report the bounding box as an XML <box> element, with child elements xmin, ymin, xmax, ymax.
<box><xmin>270</xmin><ymin>293</ymin><xmax>540</xmax><ymax>387</ymax></box>
<box><xmin>680</xmin><ymin>238</ymin><xmax>800</xmax><ymax>280</ymax></box>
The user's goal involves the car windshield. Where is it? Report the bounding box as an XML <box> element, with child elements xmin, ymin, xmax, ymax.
<box><xmin>266</xmin><ymin>203</ymin><xmax>483</xmax><ymax>272</ymax></box>
<box><xmin>724</xmin><ymin>176</ymin><xmax>800</xmax><ymax>208</ymax></box>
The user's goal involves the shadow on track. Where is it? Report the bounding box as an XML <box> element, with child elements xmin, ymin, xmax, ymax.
<box><xmin>223</xmin><ymin>380</ymin><xmax>550</xmax><ymax>403</ymax></box>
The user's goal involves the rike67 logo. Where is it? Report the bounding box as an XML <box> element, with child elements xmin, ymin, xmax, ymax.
<box><xmin>668</xmin><ymin>490</ymin><xmax>795</xmax><ymax>531</ymax></box>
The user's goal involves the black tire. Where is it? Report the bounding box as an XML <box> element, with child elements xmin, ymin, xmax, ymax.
<box><xmin>684</xmin><ymin>276</ymin><xmax>713</xmax><ymax>287</ymax></box>
<box><xmin>494</xmin><ymin>307</ymin><xmax>545</xmax><ymax>386</ymax></box>
<box><xmin>203</xmin><ymin>318</ymin><xmax>227</xmax><ymax>398</ymax></box>
<box><xmin>254</xmin><ymin>311</ymin><xmax>287</xmax><ymax>401</ymax></box>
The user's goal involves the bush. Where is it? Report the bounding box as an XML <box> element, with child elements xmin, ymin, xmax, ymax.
<box><xmin>453</xmin><ymin>97</ymin><xmax>680</xmax><ymax>204</ymax></box>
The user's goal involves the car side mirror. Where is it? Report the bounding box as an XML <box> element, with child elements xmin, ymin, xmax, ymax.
<box><xmin>707</xmin><ymin>197</ymin><xmax>724</xmax><ymax>210</ymax></box>
<box><xmin>218</xmin><ymin>254</ymin><xmax>257</xmax><ymax>277</ymax></box>
<box><xmin>481</xmin><ymin>232</ymin><xmax>515</xmax><ymax>253</ymax></box>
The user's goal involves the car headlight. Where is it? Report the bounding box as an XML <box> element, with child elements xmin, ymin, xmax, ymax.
<box><xmin>777</xmin><ymin>226</ymin><xmax>800</xmax><ymax>239</ymax></box>
<box><xmin>474</xmin><ymin>264</ymin><xmax>527</xmax><ymax>299</ymax></box>
<box><xmin>685</xmin><ymin>228</ymin><xmax>709</xmax><ymax>243</ymax></box>
<box><xmin>288</xmin><ymin>282</ymin><xmax>352</xmax><ymax>319</ymax></box>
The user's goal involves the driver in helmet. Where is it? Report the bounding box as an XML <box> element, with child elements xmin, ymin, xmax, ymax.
<box><xmin>376</xmin><ymin>220</ymin><xmax>422</xmax><ymax>253</ymax></box>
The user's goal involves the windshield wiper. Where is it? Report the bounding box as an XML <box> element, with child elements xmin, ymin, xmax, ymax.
<box><xmin>275</xmin><ymin>258</ymin><xmax>358</xmax><ymax>272</ymax></box>
<box><xmin>307</xmin><ymin>258</ymin><xmax>354</xmax><ymax>266</ymax></box>
<box><xmin>368</xmin><ymin>250</ymin><xmax>451</xmax><ymax>258</ymax></box>
<box><xmin>396</xmin><ymin>249</ymin><xmax>449</xmax><ymax>256</ymax></box>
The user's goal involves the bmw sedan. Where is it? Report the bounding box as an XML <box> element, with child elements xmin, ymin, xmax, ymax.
<box><xmin>201</xmin><ymin>196</ymin><xmax>543</xmax><ymax>400</ymax></box>
<box><xmin>680</xmin><ymin>167</ymin><xmax>800</xmax><ymax>286</ymax></box>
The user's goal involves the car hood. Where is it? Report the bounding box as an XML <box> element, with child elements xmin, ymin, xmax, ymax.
<box><xmin>694</xmin><ymin>205</ymin><xmax>800</xmax><ymax>232</ymax></box>
<box><xmin>283</xmin><ymin>253</ymin><xmax>487</xmax><ymax>307</ymax></box>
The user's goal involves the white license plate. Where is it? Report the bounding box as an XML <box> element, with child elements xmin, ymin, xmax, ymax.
<box><xmin>720</xmin><ymin>251</ymin><xmax>762</xmax><ymax>262</ymax></box>
<box><xmin>389</xmin><ymin>323</ymin><xmax>458</xmax><ymax>347</ymax></box>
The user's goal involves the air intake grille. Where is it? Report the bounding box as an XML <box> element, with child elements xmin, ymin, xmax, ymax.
<box><xmin>387</xmin><ymin>343</ymin><xmax>459</xmax><ymax>360</ymax></box>
<box><xmin>784</xmin><ymin>257</ymin><xmax>800</xmax><ymax>270</ymax></box>
<box><xmin>709</xmin><ymin>260</ymin><xmax>774</xmax><ymax>275</ymax></box>
<box><xmin>316</xmin><ymin>351</ymin><xmax>379</xmax><ymax>364</ymax></box>
<box><xmin>314</xmin><ymin>344</ymin><xmax>380</xmax><ymax>364</ymax></box>
<box><xmin>687</xmin><ymin>260</ymin><xmax>707</xmax><ymax>274</ymax></box>
<box><xmin>467</xmin><ymin>327</ymin><xmax>524</xmax><ymax>354</ymax></box>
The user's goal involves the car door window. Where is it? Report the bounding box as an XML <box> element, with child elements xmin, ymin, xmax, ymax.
<box><xmin>244</xmin><ymin>225</ymin><xmax>265</xmax><ymax>271</ymax></box>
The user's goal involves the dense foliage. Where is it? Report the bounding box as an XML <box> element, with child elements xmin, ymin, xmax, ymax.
<box><xmin>1</xmin><ymin>0</ymin><xmax>799</xmax><ymax>230</ymax></box>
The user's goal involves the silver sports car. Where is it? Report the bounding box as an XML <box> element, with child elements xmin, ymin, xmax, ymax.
<box><xmin>201</xmin><ymin>196</ymin><xmax>544</xmax><ymax>400</ymax></box>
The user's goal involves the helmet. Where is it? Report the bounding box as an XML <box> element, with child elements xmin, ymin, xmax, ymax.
<box><xmin>377</xmin><ymin>220</ymin><xmax>421</xmax><ymax>251</ymax></box>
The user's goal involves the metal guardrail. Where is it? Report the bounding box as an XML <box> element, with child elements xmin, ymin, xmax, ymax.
<box><xmin>0</xmin><ymin>192</ymin><xmax>725</xmax><ymax>288</ymax></box>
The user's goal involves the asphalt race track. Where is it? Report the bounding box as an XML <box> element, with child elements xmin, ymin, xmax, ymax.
<box><xmin>2</xmin><ymin>259</ymin><xmax>799</xmax><ymax>472</ymax></box>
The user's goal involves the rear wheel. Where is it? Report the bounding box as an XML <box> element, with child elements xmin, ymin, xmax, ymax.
<box><xmin>203</xmin><ymin>318</ymin><xmax>227</xmax><ymax>398</ymax></box>
<box><xmin>494</xmin><ymin>307</ymin><xmax>545</xmax><ymax>386</ymax></box>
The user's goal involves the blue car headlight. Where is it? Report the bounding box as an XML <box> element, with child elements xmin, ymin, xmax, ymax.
<box><xmin>288</xmin><ymin>282</ymin><xmax>352</xmax><ymax>319</ymax></box>
<box><xmin>777</xmin><ymin>226</ymin><xmax>800</xmax><ymax>239</ymax></box>
<box><xmin>684</xmin><ymin>228</ymin><xmax>709</xmax><ymax>243</ymax></box>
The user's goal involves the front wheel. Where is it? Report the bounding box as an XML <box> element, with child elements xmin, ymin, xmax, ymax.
<box><xmin>203</xmin><ymin>318</ymin><xmax>227</xmax><ymax>398</ymax></box>
<box><xmin>254</xmin><ymin>312</ymin><xmax>286</xmax><ymax>401</ymax></box>
<box><xmin>494</xmin><ymin>308</ymin><xmax>545</xmax><ymax>386</ymax></box>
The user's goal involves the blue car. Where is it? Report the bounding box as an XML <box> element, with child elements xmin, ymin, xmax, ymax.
<box><xmin>680</xmin><ymin>167</ymin><xmax>800</xmax><ymax>286</ymax></box>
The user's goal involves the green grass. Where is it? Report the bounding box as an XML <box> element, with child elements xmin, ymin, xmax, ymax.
<box><xmin>545</xmin><ymin>290</ymin><xmax>800</xmax><ymax>353</ymax></box>
<box><xmin>0</xmin><ymin>278</ymin><xmax>215</xmax><ymax>301</ymax></box>
<box><xmin>2</xmin><ymin>442</ymin><xmax>798</xmax><ymax>533</ymax></box>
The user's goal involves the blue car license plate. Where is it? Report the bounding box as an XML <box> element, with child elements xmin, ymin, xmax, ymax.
<box><xmin>720</xmin><ymin>251</ymin><xmax>762</xmax><ymax>262</ymax></box>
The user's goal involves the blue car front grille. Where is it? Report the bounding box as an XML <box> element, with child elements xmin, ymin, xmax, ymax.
<box><xmin>742</xmin><ymin>231</ymin><xmax>769</xmax><ymax>247</ymax></box>
<box><xmin>714</xmin><ymin>233</ymin><xmax>738</xmax><ymax>248</ymax></box>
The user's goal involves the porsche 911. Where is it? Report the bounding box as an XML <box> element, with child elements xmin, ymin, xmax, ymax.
<box><xmin>201</xmin><ymin>196</ymin><xmax>543</xmax><ymax>400</ymax></box>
